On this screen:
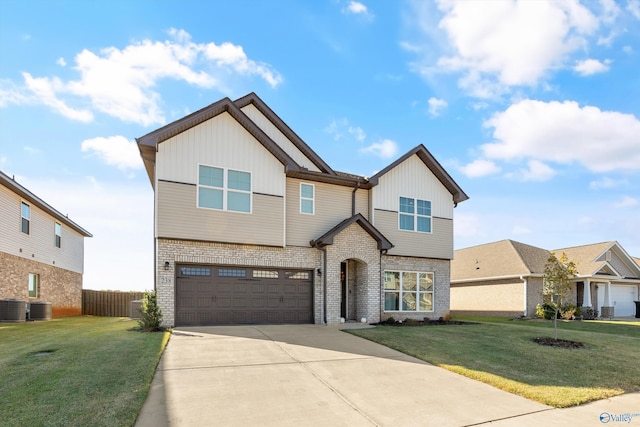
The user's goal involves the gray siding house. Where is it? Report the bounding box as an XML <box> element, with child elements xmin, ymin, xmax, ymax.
<box><xmin>0</xmin><ymin>171</ymin><xmax>92</xmax><ymax>317</ymax></box>
<box><xmin>137</xmin><ymin>93</ymin><xmax>468</xmax><ymax>327</ymax></box>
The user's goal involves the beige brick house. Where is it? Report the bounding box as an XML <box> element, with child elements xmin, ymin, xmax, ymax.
<box><xmin>451</xmin><ymin>240</ymin><xmax>640</xmax><ymax>318</ymax></box>
<box><xmin>137</xmin><ymin>93</ymin><xmax>468</xmax><ymax>327</ymax></box>
<box><xmin>0</xmin><ymin>171</ymin><xmax>92</xmax><ymax>317</ymax></box>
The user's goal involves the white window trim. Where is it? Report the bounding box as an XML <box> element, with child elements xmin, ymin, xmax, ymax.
<box><xmin>383</xmin><ymin>270</ymin><xmax>435</xmax><ymax>313</ymax></box>
<box><xmin>398</xmin><ymin>196</ymin><xmax>432</xmax><ymax>234</ymax></box>
<box><xmin>21</xmin><ymin>201</ymin><xmax>30</xmax><ymax>235</ymax></box>
<box><xmin>28</xmin><ymin>273</ymin><xmax>39</xmax><ymax>298</ymax></box>
<box><xmin>55</xmin><ymin>222</ymin><xmax>62</xmax><ymax>248</ymax></box>
<box><xmin>300</xmin><ymin>182</ymin><xmax>315</xmax><ymax>215</ymax></box>
<box><xmin>197</xmin><ymin>164</ymin><xmax>252</xmax><ymax>214</ymax></box>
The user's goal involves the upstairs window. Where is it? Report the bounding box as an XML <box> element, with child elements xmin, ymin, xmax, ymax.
<box><xmin>399</xmin><ymin>197</ymin><xmax>431</xmax><ymax>233</ymax></box>
<box><xmin>198</xmin><ymin>165</ymin><xmax>251</xmax><ymax>213</ymax></box>
<box><xmin>21</xmin><ymin>202</ymin><xmax>30</xmax><ymax>234</ymax></box>
<box><xmin>55</xmin><ymin>222</ymin><xmax>62</xmax><ymax>248</ymax></box>
<box><xmin>300</xmin><ymin>183</ymin><xmax>314</xmax><ymax>214</ymax></box>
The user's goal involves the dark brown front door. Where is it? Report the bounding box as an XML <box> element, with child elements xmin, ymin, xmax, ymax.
<box><xmin>175</xmin><ymin>265</ymin><xmax>313</xmax><ymax>326</ymax></box>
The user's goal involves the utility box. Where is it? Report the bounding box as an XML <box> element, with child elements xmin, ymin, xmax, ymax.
<box><xmin>29</xmin><ymin>302</ymin><xmax>52</xmax><ymax>321</ymax></box>
<box><xmin>130</xmin><ymin>300</ymin><xmax>143</xmax><ymax>319</ymax></box>
<box><xmin>0</xmin><ymin>299</ymin><xmax>27</xmax><ymax>322</ymax></box>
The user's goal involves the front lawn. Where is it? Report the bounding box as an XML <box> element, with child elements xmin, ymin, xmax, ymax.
<box><xmin>348</xmin><ymin>317</ymin><xmax>640</xmax><ymax>407</ymax></box>
<box><xmin>0</xmin><ymin>316</ymin><xmax>169</xmax><ymax>427</ymax></box>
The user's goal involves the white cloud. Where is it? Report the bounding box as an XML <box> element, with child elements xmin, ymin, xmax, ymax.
<box><xmin>56</xmin><ymin>57</ymin><xmax>67</xmax><ymax>67</ymax></box>
<box><xmin>628</xmin><ymin>0</ymin><xmax>640</xmax><ymax>19</ymax></box>
<box><xmin>589</xmin><ymin>177</ymin><xmax>627</xmax><ymax>190</ymax></box>
<box><xmin>343</xmin><ymin>1</ymin><xmax>373</xmax><ymax>19</ymax></box>
<box><xmin>23</xmin><ymin>72</ymin><xmax>94</xmax><ymax>122</ymax></box>
<box><xmin>409</xmin><ymin>0</ymin><xmax>599</xmax><ymax>97</ymax></box>
<box><xmin>0</xmin><ymin>156</ymin><xmax>7</xmax><ymax>168</ymax></box>
<box><xmin>518</xmin><ymin>159</ymin><xmax>556</xmax><ymax>182</ymax></box>
<box><xmin>81</xmin><ymin>136</ymin><xmax>143</xmax><ymax>171</ymax></box>
<box><xmin>427</xmin><ymin>97</ymin><xmax>448</xmax><ymax>116</ymax></box>
<box><xmin>2</xmin><ymin>29</ymin><xmax>282</xmax><ymax>126</ymax></box>
<box><xmin>481</xmin><ymin>99</ymin><xmax>640</xmax><ymax>172</ymax></box>
<box><xmin>360</xmin><ymin>139</ymin><xmax>398</xmax><ymax>159</ymax></box>
<box><xmin>614</xmin><ymin>196</ymin><xmax>639</xmax><ymax>208</ymax></box>
<box><xmin>24</xmin><ymin>146</ymin><xmax>42</xmax><ymax>155</ymax></box>
<box><xmin>623</xmin><ymin>45</ymin><xmax>633</xmax><ymax>54</ymax></box>
<box><xmin>348</xmin><ymin>126</ymin><xmax>366</xmax><ymax>142</ymax></box>
<box><xmin>326</xmin><ymin>118</ymin><xmax>367</xmax><ymax>142</ymax></box>
<box><xmin>574</xmin><ymin>58</ymin><xmax>610</xmax><ymax>75</ymax></box>
<box><xmin>459</xmin><ymin>159</ymin><xmax>500</xmax><ymax>178</ymax></box>
<box><xmin>600</xmin><ymin>0</ymin><xmax>621</xmax><ymax>23</ymax></box>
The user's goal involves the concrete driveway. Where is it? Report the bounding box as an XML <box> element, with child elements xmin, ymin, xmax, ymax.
<box><xmin>135</xmin><ymin>325</ymin><xmax>636</xmax><ymax>427</ymax></box>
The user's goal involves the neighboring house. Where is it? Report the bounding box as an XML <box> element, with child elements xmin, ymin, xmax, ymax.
<box><xmin>0</xmin><ymin>171</ymin><xmax>92</xmax><ymax>317</ymax></box>
<box><xmin>137</xmin><ymin>93</ymin><xmax>468</xmax><ymax>327</ymax></box>
<box><xmin>451</xmin><ymin>240</ymin><xmax>640</xmax><ymax>318</ymax></box>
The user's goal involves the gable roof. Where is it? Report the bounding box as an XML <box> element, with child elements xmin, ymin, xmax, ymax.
<box><xmin>309</xmin><ymin>213</ymin><xmax>393</xmax><ymax>251</ymax></box>
<box><xmin>136</xmin><ymin>95</ymin><xmax>303</xmax><ymax>186</ymax></box>
<box><xmin>369</xmin><ymin>144</ymin><xmax>469</xmax><ymax>205</ymax></box>
<box><xmin>554</xmin><ymin>241</ymin><xmax>640</xmax><ymax>278</ymax></box>
<box><xmin>451</xmin><ymin>239</ymin><xmax>549</xmax><ymax>282</ymax></box>
<box><xmin>634</xmin><ymin>257</ymin><xmax>640</xmax><ymax>268</ymax></box>
<box><xmin>234</xmin><ymin>93</ymin><xmax>336</xmax><ymax>175</ymax></box>
<box><xmin>0</xmin><ymin>170</ymin><xmax>92</xmax><ymax>237</ymax></box>
<box><xmin>136</xmin><ymin>94</ymin><xmax>467</xmax><ymax>202</ymax></box>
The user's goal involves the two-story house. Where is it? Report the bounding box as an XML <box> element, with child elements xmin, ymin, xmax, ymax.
<box><xmin>137</xmin><ymin>93</ymin><xmax>468</xmax><ymax>327</ymax></box>
<box><xmin>0</xmin><ymin>171</ymin><xmax>92</xmax><ymax>317</ymax></box>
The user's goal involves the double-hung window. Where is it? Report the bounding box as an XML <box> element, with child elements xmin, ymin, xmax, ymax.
<box><xmin>21</xmin><ymin>202</ymin><xmax>30</xmax><ymax>234</ymax></box>
<box><xmin>300</xmin><ymin>183</ymin><xmax>314</xmax><ymax>214</ymax></box>
<box><xmin>198</xmin><ymin>165</ymin><xmax>251</xmax><ymax>213</ymax></box>
<box><xmin>399</xmin><ymin>197</ymin><xmax>431</xmax><ymax>233</ymax></box>
<box><xmin>384</xmin><ymin>271</ymin><xmax>434</xmax><ymax>312</ymax></box>
<box><xmin>55</xmin><ymin>222</ymin><xmax>62</xmax><ymax>248</ymax></box>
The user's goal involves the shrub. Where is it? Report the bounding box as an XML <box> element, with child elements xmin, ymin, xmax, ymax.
<box><xmin>581</xmin><ymin>307</ymin><xmax>598</xmax><ymax>320</ymax></box>
<box><xmin>536</xmin><ymin>302</ymin><xmax>556</xmax><ymax>320</ymax></box>
<box><xmin>560</xmin><ymin>304</ymin><xmax>577</xmax><ymax>320</ymax></box>
<box><xmin>138</xmin><ymin>290</ymin><xmax>163</xmax><ymax>332</ymax></box>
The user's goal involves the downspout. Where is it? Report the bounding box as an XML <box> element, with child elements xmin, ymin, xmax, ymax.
<box><xmin>322</xmin><ymin>246</ymin><xmax>327</xmax><ymax>324</ymax></box>
<box><xmin>380</xmin><ymin>249</ymin><xmax>385</xmax><ymax>323</ymax></box>
<box><xmin>351</xmin><ymin>180</ymin><xmax>360</xmax><ymax>216</ymax></box>
<box><xmin>521</xmin><ymin>275</ymin><xmax>527</xmax><ymax>317</ymax></box>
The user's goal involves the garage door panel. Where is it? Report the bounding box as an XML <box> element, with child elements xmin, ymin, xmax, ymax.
<box><xmin>612</xmin><ymin>285</ymin><xmax>638</xmax><ymax>317</ymax></box>
<box><xmin>175</xmin><ymin>265</ymin><xmax>313</xmax><ymax>326</ymax></box>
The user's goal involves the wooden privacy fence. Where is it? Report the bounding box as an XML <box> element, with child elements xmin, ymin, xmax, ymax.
<box><xmin>82</xmin><ymin>290</ymin><xmax>145</xmax><ymax>317</ymax></box>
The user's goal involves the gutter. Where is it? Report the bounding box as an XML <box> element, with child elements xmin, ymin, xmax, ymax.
<box><xmin>520</xmin><ymin>275</ymin><xmax>527</xmax><ymax>316</ymax></box>
<box><xmin>450</xmin><ymin>273</ymin><xmax>543</xmax><ymax>284</ymax></box>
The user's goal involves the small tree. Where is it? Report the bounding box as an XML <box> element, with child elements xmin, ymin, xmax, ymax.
<box><xmin>543</xmin><ymin>252</ymin><xmax>578</xmax><ymax>339</ymax></box>
<box><xmin>138</xmin><ymin>290</ymin><xmax>163</xmax><ymax>332</ymax></box>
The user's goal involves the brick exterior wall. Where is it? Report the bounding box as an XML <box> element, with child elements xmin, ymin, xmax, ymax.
<box><xmin>324</xmin><ymin>223</ymin><xmax>381</xmax><ymax>324</ymax></box>
<box><xmin>157</xmin><ymin>227</ymin><xmax>453</xmax><ymax>326</ymax></box>
<box><xmin>0</xmin><ymin>251</ymin><xmax>82</xmax><ymax>317</ymax></box>
<box><xmin>157</xmin><ymin>238</ymin><xmax>323</xmax><ymax>327</ymax></box>
<box><xmin>381</xmin><ymin>255</ymin><xmax>451</xmax><ymax>321</ymax></box>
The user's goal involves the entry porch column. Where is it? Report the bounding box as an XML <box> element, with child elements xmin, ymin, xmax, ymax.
<box><xmin>582</xmin><ymin>279</ymin><xmax>592</xmax><ymax>308</ymax></box>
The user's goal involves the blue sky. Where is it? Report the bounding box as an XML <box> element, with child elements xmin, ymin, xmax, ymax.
<box><xmin>1</xmin><ymin>0</ymin><xmax>639</xmax><ymax>291</ymax></box>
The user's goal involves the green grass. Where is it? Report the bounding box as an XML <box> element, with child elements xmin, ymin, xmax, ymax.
<box><xmin>348</xmin><ymin>317</ymin><xmax>640</xmax><ymax>407</ymax></box>
<box><xmin>0</xmin><ymin>316</ymin><xmax>169</xmax><ymax>427</ymax></box>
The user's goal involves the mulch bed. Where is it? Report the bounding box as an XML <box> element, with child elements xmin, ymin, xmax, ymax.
<box><xmin>532</xmin><ymin>337</ymin><xmax>585</xmax><ymax>348</ymax></box>
<box><xmin>378</xmin><ymin>318</ymin><xmax>476</xmax><ymax>326</ymax></box>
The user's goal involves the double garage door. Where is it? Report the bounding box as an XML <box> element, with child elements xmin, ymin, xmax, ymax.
<box><xmin>175</xmin><ymin>265</ymin><xmax>314</xmax><ymax>326</ymax></box>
